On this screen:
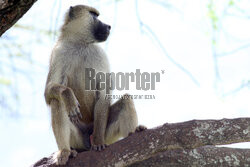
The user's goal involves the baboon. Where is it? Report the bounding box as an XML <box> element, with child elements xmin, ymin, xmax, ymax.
<box><xmin>44</xmin><ymin>5</ymin><xmax>145</xmax><ymax>165</ymax></box>
<box><xmin>72</xmin><ymin>121</ymin><xmax>93</xmax><ymax>151</ymax></box>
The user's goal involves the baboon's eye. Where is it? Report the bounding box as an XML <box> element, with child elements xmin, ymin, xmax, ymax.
<box><xmin>90</xmin><ymin>11</ymin><xmax>98</xmax><ymax>18</ymax></box>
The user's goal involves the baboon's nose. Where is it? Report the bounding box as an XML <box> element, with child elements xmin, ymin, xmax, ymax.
<box><xmin>107</xmin><ymin>25</ymin><xmax>111</xmax><ymax>30</ymax></box>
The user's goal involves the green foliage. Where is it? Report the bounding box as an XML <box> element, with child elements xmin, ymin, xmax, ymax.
<box><xmin>0</xmin><ymin>77</ymin><xmax>11</xmax><ymax>86</ymax></box>
<box><xmin>228</xmin><ymin>0</ymin><xmax>234</xmax><ymax>6</ymax></box>
<box><xmin>14</xmin><ymin>24</ymin><xmax>55</xmax><ymax>36</ymax></box>
<box><xmin>207</xmin><ymin>0</ymin><xmax>218</xmax><ymax>30</ymax></box>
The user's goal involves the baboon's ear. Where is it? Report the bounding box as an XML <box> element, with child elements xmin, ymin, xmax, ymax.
<box><xmin>69</xmin><ymin>6</ymin><xmax>74</xmax><ymax>19</ymax></box>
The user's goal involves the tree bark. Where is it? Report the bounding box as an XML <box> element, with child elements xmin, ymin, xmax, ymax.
<box><xmin>129</xmin><ymin>146</ymin><xmax>250</xmax><ymax>167</ymax></box>
<box><xmin>32</xmin><ymin>118</ymin><xmax>250</xmax><ymax>167</ymax></box>
<box><xmin>0</xmin><ymin>0</ymin><xmax>37</xmax><ymax>36</ymax></box>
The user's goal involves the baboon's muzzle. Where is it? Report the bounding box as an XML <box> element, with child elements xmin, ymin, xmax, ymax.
<box><xmin>94</xmin><ymin>21</ymin><xmax>111</xmax><ymax>42</ymax></box>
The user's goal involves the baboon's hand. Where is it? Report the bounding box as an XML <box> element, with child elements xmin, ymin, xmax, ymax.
<box><xmin>135</xmin><ymin>125</ymin><xmax>147</xmax><ymax>132</ymax></box>
<box><xmin>90</xmin><ymin>134</ymin><xmax>108</xmax><ymax>151</ymax></box>
<box><xmin>68</xmin><ymin>101</ymin><xmax>82</xmax><ymax>124</ymax></box>
<box><xmin>91</xmin><ymin>144</ymin><xmax>108</xmax><ymax>151</ymax></box>
<box><xmin>129</xmin><ymin>125</ymin><xmax>147</xmax><ymax>136</ymax></box>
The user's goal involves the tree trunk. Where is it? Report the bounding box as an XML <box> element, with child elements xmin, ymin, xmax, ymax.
<box><xmin>0</xmin><ymin>0</ymin><xmax>38</xmax><ymax>36</ymax></box>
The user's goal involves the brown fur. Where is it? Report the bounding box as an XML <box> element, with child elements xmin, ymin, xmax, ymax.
<box><xmin>44</xmin><ymin>5</ymin><xmax>139</xmax><ymax>165</ymax></box>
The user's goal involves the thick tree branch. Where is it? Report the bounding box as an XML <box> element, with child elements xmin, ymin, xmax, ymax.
<box><xmin>32</xmin><ymin>118</ymin><xmax>250</xmax><ymax>167</ymax></box>
<box><xmin>129</xmin><ymin>146</ymin><xmax>250</xmax><ymax>166</ymax></box>
<box><xmin>0</xmin><ymin>0</ymin><xmax>37</xmax><ymax>36</ymax></box>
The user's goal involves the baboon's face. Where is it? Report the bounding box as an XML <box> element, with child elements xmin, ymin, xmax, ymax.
<box><xmin>63</xmin><ymin>5</ymin><xmax>111</xmax><ymax>43</ymax></box>
<box><xmin>91</xmin><ymin>11</ymin><xmax>111</xmax><ymax>42</ymax></box>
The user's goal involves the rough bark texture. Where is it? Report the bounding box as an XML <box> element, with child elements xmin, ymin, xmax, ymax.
<box><xmin>32</xmin><ymin>118</ymin><xmax>250</xmax><ymax>167</ymax></box>
<box><xmin>129</xmin><ymin>146</ymin><xmax>250</xmax><ymax>167</ymax></box>
<box><xmin>0</xmin><ymin>0</ymin><xmax>37</xmax><ymax>36</ymax></box>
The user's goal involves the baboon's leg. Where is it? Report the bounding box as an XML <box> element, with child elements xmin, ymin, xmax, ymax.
<box><xmin>50</xmin><ymin>99</ymin><xmax>74</xmax><ymax>165</ymax></box>
<box><xmin>105</xmin><ymin>94</ymin><xmax>138</xmax><ymax>145</ymax></box>
<box><xmin>50</xmin><ymin>99</ymin><xmax>85</xmax><ymax>165</ymax></box>
<box><xmin>46</xmin><ymin>83</ymin><xmax>83</xmax><ymax>165</ymax></box>
<box><xmin>90</xmin><ymin>91</ymin><xmax>110</xmax><ymax>151</ymax></box>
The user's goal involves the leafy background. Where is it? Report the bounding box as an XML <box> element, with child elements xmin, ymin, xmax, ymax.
<box><xmin>1</xmin><ymin>0</ymin><xmax>250</xmax><ymax>166</ymax></box>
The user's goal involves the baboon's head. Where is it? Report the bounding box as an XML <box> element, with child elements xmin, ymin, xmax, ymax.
<box><xmin>61</xmin><ymin>5</ymin><xmax>111</xmax><ymax>43</ymax></box>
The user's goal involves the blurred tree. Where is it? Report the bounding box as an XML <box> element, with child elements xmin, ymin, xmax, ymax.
<box><xmin>0</xmin><ymin>0</ymin><xmax>38</xmax><ymax>36</ymax></box>
<box><xmin>1</xmin><ymin>1</ymin><xmax>250</xmax><ymax>165</ymax></box>
<box><xmin>0</xmin><ymin>0</ymin><xmax>250</xmax><ymax>115</ymax></box>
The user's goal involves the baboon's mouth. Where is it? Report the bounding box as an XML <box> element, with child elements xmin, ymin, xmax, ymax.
<box><xmin>95</xmin><ymin>32</ymin><xmax>109</xmax><ymax>42</ymax></box>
